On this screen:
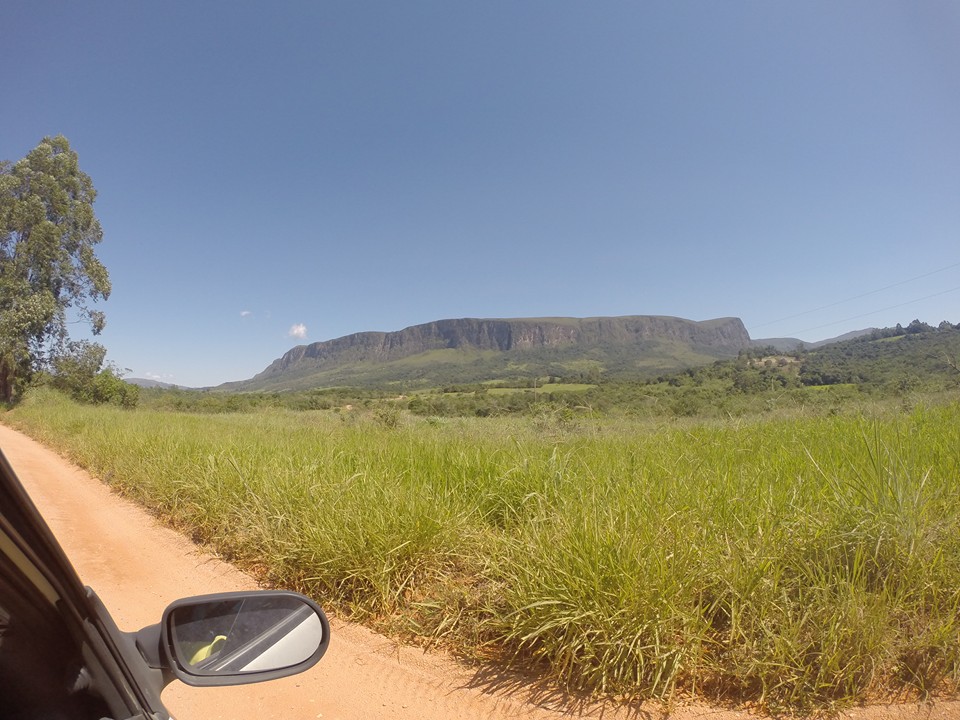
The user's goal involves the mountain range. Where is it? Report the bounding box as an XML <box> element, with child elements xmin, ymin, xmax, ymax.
<box><xmin>204</xmin><ymin>315</ymin><xmax>861</xmax><ymax>392</ymax></box>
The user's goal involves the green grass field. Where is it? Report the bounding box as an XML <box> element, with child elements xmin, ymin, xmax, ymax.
<box><xmin>4</xmin><ymin>388</ymin><xmax>960</xmax><ymax>712</ymax></box>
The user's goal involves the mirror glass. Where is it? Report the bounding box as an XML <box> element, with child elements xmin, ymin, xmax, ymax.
<box><xmin>168</xmin><ymin>594</ymin><xmax>324</xmax><ymax>675</ymax></box>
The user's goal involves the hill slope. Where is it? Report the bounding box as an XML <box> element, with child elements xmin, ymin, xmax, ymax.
<box><xmin>752</xmin><ymin>328</ymin><xmax>876</xmax><ymax>352</ymax></box>
<box><xmin>225</xmin><ymin>316</ymin><xmax>752</xmax><ymax>391</ymax></box>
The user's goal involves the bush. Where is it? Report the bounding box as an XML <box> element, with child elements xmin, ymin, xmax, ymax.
<box><xmin>374</xmin><ymin>404</ymin><xmax>402</xmax><ymax>429</ymax></box>
<box><xmin>49</xmin><ymin>341</ymin><xmax>139</xmax><ymax>407</ymax></box>
<box><xmin>90</xmin><ymin>368</ymin><xmax>140</xmax><ymax>407</ymax></box>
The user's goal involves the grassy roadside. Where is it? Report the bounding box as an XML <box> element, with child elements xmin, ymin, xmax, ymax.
<box><xmin>4</xmin><ymin>387</ymin><xmax>960</xmax><ymax>712</ymax></box>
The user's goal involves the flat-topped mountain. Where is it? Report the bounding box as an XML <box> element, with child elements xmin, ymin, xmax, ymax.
<box><xmin>224</xmin><ymin>315</ymin><xmax>752</xmax><ymax>391</ymax></box>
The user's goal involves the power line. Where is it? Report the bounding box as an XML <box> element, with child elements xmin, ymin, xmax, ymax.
<box><xmin>785</xmin><ymin>285</ymin><xmax>960</xmax><ymax>336</ymax></box>
<box><xmin>752</xmin><ymin>260</ymin><xmax>960</xmax><ymax>329</ymax></box>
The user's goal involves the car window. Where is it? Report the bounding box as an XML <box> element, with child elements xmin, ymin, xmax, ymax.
<box><xmin>0</xmin><ymin>522</ymin><xmax>112</xmax><ymax>720</ymax></box>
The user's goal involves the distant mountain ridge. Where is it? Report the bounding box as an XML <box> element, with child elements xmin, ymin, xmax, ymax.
<box><xmin>265</xmin><ymin>316</ymin><xmax>750</xmax><ymax>371</ymax></box>
<box><xmin>752</xmin><ymin>328</ymin><xmax>877</xmax><ymax>352</ymax></box>
<box><xmin>127</xmin><ymin>378</ymin><xmax>181</xmax><ymax>389</ymax></box>
<box><xmin>224</xmin><ymin>316</ymin><xmax>753</xmax><ymax>391</ymax></box>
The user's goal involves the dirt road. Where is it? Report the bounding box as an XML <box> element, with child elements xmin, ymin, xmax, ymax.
<box><xmin>1</xmin><ymin>423</ymin><xmax>956</xmax><ymax>720</ymax></box>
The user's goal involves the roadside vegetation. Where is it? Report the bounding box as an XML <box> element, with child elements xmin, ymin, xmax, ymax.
<box><xmin>5</xmin><ymin>372</ymin><xmax>960</xmax><ymax>713</ymax></box>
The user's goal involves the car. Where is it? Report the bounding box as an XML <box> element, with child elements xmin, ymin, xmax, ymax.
<box><xmin>0</xmin><ymin>448</ymin><xmax>330</xmax><ymax>720</ymax></box>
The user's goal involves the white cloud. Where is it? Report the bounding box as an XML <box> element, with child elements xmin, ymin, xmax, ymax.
<box><xmin>240</xmin><ymin>310</ymin><xmax>253</xmax><ymax>318</ymax></box>
<box><xmin>288</xmin><ymin>323</ymin><xmax>307</xmax><ymax>339</ymax></box>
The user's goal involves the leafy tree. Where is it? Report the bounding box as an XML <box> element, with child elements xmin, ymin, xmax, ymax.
<box><xmin>0</xmin><ymin>136</ymin><xmax>110</xmax><ymax>401</ymax></box>
<box><xmin>51</xmin><ymin>339</ymin><xmax>107</xmax><ymax>388</ymax></box>
<box><xmin>50</xmin><ymin>340</ymin><xmax>139</xmax><ymax>407</ymax></box>
<box><xmin>906</xmin><ymin>319</ymin><xmax>933</xmax><ymax>334</ymax></box>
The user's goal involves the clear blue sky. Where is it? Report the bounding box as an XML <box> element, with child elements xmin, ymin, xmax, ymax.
<box><xmin>3</xmin><ymin>2</ymin><xmax>958</xmax><ymax>387</ymax></box>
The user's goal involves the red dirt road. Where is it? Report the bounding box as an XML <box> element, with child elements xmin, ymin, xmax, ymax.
<box><xmin>1</xmin><ymin>423</ymin><xmax>956</xmax><ymax>720</ymax></box>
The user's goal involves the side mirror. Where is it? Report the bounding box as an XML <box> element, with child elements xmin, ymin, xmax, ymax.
<box><xmin>153</xmin><ymin>591</ymin><xmax>329</xmax><ymax>687</ymax></box>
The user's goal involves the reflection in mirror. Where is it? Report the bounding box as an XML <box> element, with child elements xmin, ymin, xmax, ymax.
<box><xmin>169</xmin><ymin>594</ymin><xmax>324</xmax><ymax>675</ymax></box>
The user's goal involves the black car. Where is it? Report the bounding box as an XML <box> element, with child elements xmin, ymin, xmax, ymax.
<box><xmin>0</xmin><ymin>449</ymin><xmax>329</xmax><ymax>720</ymax></box>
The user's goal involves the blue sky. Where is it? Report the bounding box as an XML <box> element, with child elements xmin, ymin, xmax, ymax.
<box><xmin>3</xmin><ymin>2</ymin><xmax>958</xmax><ymax>387</ymax></box>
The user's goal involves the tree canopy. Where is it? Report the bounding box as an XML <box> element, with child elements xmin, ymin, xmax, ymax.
<box><xmin>0</xmin><ymin>135</ymin><xmax>110</xmax><ymax>401</ymax></box>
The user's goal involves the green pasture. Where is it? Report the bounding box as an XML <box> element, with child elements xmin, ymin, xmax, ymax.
<box><xmin>4</xmin><ymin>388</ymin><xmax>960</xmax><ymax>712</ymax></box>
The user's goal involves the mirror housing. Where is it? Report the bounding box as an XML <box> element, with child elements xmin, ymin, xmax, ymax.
<box><xmin>137</xmin><ymin>590</ymin><xmax>329</xmax><ymax>687</ymax></box>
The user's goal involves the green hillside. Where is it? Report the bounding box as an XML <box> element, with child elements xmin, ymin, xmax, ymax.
<box><xmin>238</xmin><ymin>338</ymin><xmax>737</xmax><ymax>392</ymax></box>
<box><xmin>144</xmin><ymin>320</ymin><xmax>960</xmax><ymax>420</ymax></box>
<box><xmin>573</xmin><ymin>320</ymin><xmax>960</xmax><ymax>417</ymax></box>
<box><xmin>226</xmin><ymin>315</ymin><xmax>752</xmax><ymax>392</ymax></box>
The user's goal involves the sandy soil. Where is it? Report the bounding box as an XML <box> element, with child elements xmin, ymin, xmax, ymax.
<box><xmin>1</xmin><ymin>422</ymin><xmax>957</xmax><ymax>720</ymax></box>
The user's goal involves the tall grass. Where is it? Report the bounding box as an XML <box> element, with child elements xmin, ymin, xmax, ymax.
<box><xmin>5</xmin><ymin>388</ymin><xmax>960</xmax><ymax>711</ymax></box>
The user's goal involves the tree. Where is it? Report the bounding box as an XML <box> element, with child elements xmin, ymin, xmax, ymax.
<box><xmin>50</xmin><ymin>340</ymin><xmax>139</xmax><ymax>407</ymax></box>
<box><xmin>0</xmin><ymin>136</ymin><xmax>110</xmax><ymax>402</ymax></box>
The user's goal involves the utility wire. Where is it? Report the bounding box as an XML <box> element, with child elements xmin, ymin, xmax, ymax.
<box><xmin>785</xmin><ymin>285</ymin><xmax>960</xmax><ymax>336</ymax></box>
<box><xmin>751</xmin><ymin>260</ymin><xmax>960</xmax><ymax>329</ymax></box>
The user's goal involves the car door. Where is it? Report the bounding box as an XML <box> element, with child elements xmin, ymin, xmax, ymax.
<box><xmin>0</xmin><ymin>449</ymin><xmax>161</xmax><ymax>719</ymax></box>
<box><xmin>0</xmin><ymin>448</ymin><xmax>329</xmax><ymax>720</ymax></box>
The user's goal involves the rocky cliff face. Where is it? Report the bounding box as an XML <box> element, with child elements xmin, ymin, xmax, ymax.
<box><xmin>251</xmin><ymin>316</ymin><xmax>751</xmax><ymax>382</ymax></box>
